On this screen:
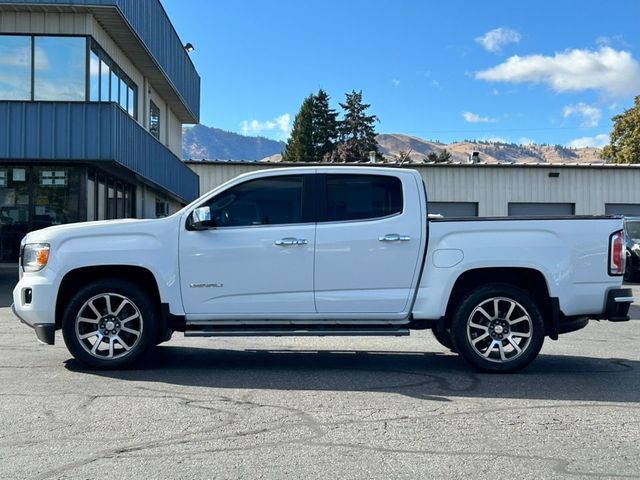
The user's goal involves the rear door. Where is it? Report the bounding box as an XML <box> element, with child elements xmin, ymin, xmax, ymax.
<box><xmin>314</xmin><ymin>172</ymin><xmax>424</xmax><ymax>314</ymax></box>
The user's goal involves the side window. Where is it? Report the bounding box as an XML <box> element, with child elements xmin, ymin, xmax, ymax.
<box><xmin>324</xmin><ymin>174</ymin><xmax>403</xmax><ymax>222</ymax></box>
<box><xmin>205</xmin><ymin>176</ymin><xmax>304</xmax><ymax>227</ymax></box>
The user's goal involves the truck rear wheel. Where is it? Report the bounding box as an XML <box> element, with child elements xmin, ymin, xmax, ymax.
<box><xmin>62</xmin><ymin>279</ymin><xmax>157</xmax><ymax>369</ymax></box>
<box><xmin>451</xmin><ymin>283</ymin><xmax>545</xmax><ymax>373</ymax></box>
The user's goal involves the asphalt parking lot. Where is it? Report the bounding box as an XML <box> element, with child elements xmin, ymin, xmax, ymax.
<box><xmin>1</xmin><ymin>269</ymin><xmax>639</xmax><ymax>479</ymax></box>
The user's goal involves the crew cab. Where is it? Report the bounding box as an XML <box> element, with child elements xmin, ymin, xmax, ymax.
<box><xmin>12</xmin><ymin>167</ymin><xmax>633</xmax><ymax>372</ymax></box>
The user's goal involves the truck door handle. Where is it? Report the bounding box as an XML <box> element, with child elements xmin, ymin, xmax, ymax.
<box><xmin>275</xmin><ymin>238</ymin><xmax>308</xmax><ymax>246</ymax></box>
<box><xmin>378</xmin><ymin>234</ymin><xmax>411</xmax><ymax>242</ymax></box>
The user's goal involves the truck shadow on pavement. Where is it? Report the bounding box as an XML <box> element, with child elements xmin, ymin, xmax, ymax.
<box><xmin>66</xmin><ymin>346</ymin><xmax>640</xmax><ymax>403</ymax></box>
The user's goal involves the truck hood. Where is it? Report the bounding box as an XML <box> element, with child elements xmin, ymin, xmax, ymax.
<box><xmin>23</xmin><ymin>217</ymin><xmax>177</xmax><ymax>245</ymax></box>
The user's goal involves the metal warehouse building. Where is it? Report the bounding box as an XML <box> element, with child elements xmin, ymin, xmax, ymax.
<box><xmin>186</xmin><ymin>161</ymin><xmax>640</xmax><ymax>218</ymax></box>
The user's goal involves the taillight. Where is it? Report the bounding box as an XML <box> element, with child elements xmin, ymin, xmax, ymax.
<box><xmin>609</xmin><ymin>230</ymin><xmax>625</xmax><ymax>276</ymax></box>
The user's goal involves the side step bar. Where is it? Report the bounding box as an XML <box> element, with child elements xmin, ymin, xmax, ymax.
<box><xmin>185</xmin><ymin>327</ymin><xmax>410</xmax><ymax>338</ymax></box>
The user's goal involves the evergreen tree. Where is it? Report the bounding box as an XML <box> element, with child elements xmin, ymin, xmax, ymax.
<box><xmin>336</xmin><ymin>90</ymin><xmax>380</xmax><ymax>162</ymax></box>
<box><xmin>282</xmin><ymin>95</ymin><xmax>315</xmax><ymax>162</ymax></box>
<box><xmin>312</xmin><ymin>89</ymin><xmax>339</xmax><ymax>162</ymax></box>
<box><xmin>436</xmin><ymin>149</ymin><xmax>452</xmax><ymax>163</ymax></box>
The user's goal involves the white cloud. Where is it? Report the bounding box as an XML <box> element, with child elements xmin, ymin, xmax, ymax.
<box><xmin>462</xmin><ymin>111</ymin><xmax>497</xmax><ymax>123</ymax></box>
<box><xmin>475</xmin><ymin>28</ymin><xmax>521</xmax><ymax>53</ymax></box>
<box><xmin>476</xmin><ymin>47</ymin><xmax>640</xmax><ymax>97</ymax></box>
<box><xmin>392</xmin><ymin>78</ymin><xmax>400</xmax><ymax>87</ymax></box>
<box><xmin>567</xmin><ymin>133</ymin><xmax>609</xmax><ymax>148</ymax></box>
<box><xmin>519</xmin><ymin>137</ymin><xmax>535</xmax><ymax>146</ymax></box>
<box><xmin>241</xmin><ymin>113</ymin><xmax>291</xmax><ymax>140</ymax></box>
<box><xmin>481</xmin><ymin>136</ymin><xmax>509</xmax><ymax>143</ymax></box>
<box><xmin>562</xmin><ymin>103</ymin><xmax>602</xmax><ymax>127</ymax></box>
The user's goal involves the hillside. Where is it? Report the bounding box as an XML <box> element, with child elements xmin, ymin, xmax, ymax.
<box><xmin>377</xmin><ymin>134</ymin><xmax>604</xmax><ymax>164</ymax></box>
<box><xmin>182</xmin><ymin>124</ymin><xmax>285</xmax><ymax>161</ymax></box>
<box><xmin>182</xmin><ymin>125</ymin><xmax>604</xmax><ymax>164</ymax></box>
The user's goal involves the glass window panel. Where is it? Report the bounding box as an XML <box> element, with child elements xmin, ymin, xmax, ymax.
<box><xmin>127</xmin><ymin>86</ymin><xmax>135</xmax><ymax>117</ymax></box>
<box><xmin>149</xmin><ymin>100</ymin><xmax>160</xmax><ymax>140</ymax></box>
<box><xmin>124</xmin><ymin>186</ymin><xmax>133</xmax><ymax>218</ymax></box>
<box><xmin>116</xmin><ymin>183</ymin><xmax>124</xmax><ymax>218</ymax></box>
<box><xmin>110</xmin><ymin>70</ymin><xmax>118</xmax><ymax>102</ymax></box>
<box><xmin>107</xmin><ymin>181</ymin><xmax>115</xmax><ymax>219</ymax></box>
<box><xmin>87</xmin><ymin>175</ymin><xmax>95</xmax><ymax>221</ymax></box>
<box><xmin>97</xmin><ymin>177</ymin><xmax>105</xmax><ymax>220</ymax></box>
<box><xmin>0</xmin><ymin>36</ymin><xmax>32</xmax><ymax>100</ymax></box>
<box><xmin>89</xmin><ymin>50</ymin><xmax>100</xmax><ymax>101</ymax></box>
<box><xmin>34</xmin><ymin>36</ymin><xmax>86</xmax><ymax>101</ymax></box>
<box><xmin>32</xmin><ymin>167</ymin><xmax>80</xmax><ymax>230</ymax></box>
<box><xmin>205</xmin><ymin>176</ymin><xmax>304</xmax><ymax>227</ymax></box>
<box><xmin>100</xmin><ymin>60</ymin><xmax>109</xmax><ymax>101</ymax></box>
<box><xmin>119</xmin><ymin>77</ymin><xmax>127</xmax><ymax>110</ymax></box>
<box><xmin>324</xmin><ymin>174</ymin><xmax>403</xmax><ymax>222</ymax></box>
<box><xmin>0</xmin><ymin>166</ymin><xmax>31</xmax><ymax>262</ymax></box>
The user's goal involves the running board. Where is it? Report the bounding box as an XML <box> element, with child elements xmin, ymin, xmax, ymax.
<box><xmin>184</xmin><ymin>327</ymin><xmax>410</xmax><ymax>338</ymax></box>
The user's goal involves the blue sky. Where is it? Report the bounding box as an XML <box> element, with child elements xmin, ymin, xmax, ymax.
<box><xmin>163</xmin><ymin>0</ymin><xmax>640</xmax><ymax>147</ymax></box>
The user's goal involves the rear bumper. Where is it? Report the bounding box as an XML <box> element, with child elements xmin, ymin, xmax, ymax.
<box><xmin>592</xmin><ymin>288</ymin><xmax>633</xmax><ymax>322</ymax></box>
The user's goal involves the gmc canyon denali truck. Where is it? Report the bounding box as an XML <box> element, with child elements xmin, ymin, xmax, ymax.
<box><xmin>12</xmin><ymin>167</ymin><xmax>633</xmax><ymax>372</ymax></box>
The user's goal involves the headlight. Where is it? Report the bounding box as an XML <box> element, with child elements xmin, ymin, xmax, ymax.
<box><xmin>22</xmin><ymin>243</ymin><xmax>50</xmax><ymax>272</ymax></box>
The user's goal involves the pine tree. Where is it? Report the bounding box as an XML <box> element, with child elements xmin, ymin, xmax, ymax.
<box><xmin>436</xmin><ymin>149</ymin><xmax>452</xmax><ymax>163</ymax></box>
<box><xmin>336</xmin><ymin>90</ymin><xmax>380</xmax><ymax>162</ymax></box>
<box><xmin>282</xmin><ymin>95</ymin><xmax>315</xmax><ymax>162</ymax></box>
<box><xmin>603</xmin><ymin>95</ymin><xmax>640</xmax><ymax>164</ymax></box>
<box><xmin>312</xmin><ymin>89</ymin><xmax>339</xmax><ymax>162</ymax></box>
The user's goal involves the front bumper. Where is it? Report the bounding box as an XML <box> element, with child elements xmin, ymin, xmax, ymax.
<box><xmin>12</xmin><ymin>304</ymin><xmax>55</xmax><ymax>345</ymax></box>
<box><xmin>12</xmin><ymin>272</ymin><xmax>57</xmax><ymax>344</ymax></box>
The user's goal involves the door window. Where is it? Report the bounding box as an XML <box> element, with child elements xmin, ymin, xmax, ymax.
<box><xmin>323</xmin><ymin>174</ymin><xmax>402</xmax><ymax>222</ymax></box>
<box><xmin>204</xmin><ymin>176</ymin><xmax>305</xmax><ymax>227</ymax></box>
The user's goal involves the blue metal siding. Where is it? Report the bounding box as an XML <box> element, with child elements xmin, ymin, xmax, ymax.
<box><xmin>0</xmin><ymin>101</ymin><xmax>199</xmax><ymax>202</ymax></box>
<box><xmin>1</xmin><ymin>0</ymin><xmax>200</xmax><ymax>120</ymax></box>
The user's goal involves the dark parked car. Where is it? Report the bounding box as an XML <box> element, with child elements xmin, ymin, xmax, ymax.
<box><xmin>624</xmin><ymin>217</ymin><xmax>640</xmax><ymax>281</ymax></box>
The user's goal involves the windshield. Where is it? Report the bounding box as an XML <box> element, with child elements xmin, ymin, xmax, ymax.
<box><xmin>625</xmin><ymin>220</ymin><xmax>640</xmax><ymax>239</ymax></box>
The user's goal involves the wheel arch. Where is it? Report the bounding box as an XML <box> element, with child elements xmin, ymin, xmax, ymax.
<box><xmin>444</xmin><ymin>267</ymin><xmax>554</xmax><ymax>335</ymax></box>
<box><xmin>55</xmin><ymin>265</ymin><xmax>161</xmax><ymax>330</ymax></box>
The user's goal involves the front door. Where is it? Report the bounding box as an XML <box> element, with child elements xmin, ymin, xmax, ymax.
<box><xmin>179</xmin><ymin>174</ymin><xmax>316</xmax><ymax>316</ymax></box>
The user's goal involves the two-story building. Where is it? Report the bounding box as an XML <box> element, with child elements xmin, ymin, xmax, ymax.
<box><xmin>0</xmin><ymin>0</ymin><xmax>200</xmax><ymax>262</ymax></box>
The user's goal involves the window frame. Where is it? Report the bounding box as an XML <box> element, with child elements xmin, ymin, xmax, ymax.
<box><xmin>0</xmin><ymin>34</ymin><xmax>138</xmax><ymax>120</ymax></box>
<box><xmin>317</xmin><ymin>173</ymin><xmax>404</xmax><ymax>224</ymax></box>
<box><xmin>187</xmin><ymin>174</ymin><xmax>316</xmax><ymax>231</ymax></box>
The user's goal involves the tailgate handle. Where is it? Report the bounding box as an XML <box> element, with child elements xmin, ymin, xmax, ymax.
<box><xmin>379</xmin><ymin>234</ymin><xmax>411</xmax><ymax>242</ymax></box>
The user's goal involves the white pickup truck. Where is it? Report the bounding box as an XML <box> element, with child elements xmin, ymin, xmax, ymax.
<box><xmin>12</xmin><ymin>167</ymin><xmax>633</xmax><ymax>372</ymax></box>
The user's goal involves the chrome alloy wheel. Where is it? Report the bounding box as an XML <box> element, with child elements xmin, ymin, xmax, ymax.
<box><xmin>74</xmin><ymin>293</ymin><xmax>143</xmax><ymax>360</ymax></box>
<box><xmin>466</xmin><ymin>297</ymin><xmax>533</xmax><ymax>363</ymax></box>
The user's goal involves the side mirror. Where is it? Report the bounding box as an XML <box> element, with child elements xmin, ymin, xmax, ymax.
<box><xmin>190</xmin><ymin>206</ymin><xmax>213</xmax><ymax>230</ymax></box>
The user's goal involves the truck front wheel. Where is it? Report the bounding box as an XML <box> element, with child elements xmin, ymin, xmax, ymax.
<box><xmin>62</xmin><ymin>279</ymin><xmax>158</xmax><ymax>369</ymax></box>
<box><xmin>451</xmin><ymin>284</ymin><xmax>545</xmax><ymax>373</ymax></box>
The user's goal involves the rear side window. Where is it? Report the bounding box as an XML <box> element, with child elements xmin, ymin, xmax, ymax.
<box><xmin>323</xmin><ymin>174</ymin><xmax>403</xmax><ymax>222</ymax></box>
<box><xmin>206</xmin><ymin>175</ymin><xmax>304</xmax><ymax>227</ymax></box>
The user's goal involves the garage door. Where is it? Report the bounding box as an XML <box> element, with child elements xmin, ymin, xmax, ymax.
<box><xmin>605</xmin><ymin>204</ymin><xmax>640</xmax><ymax>216</ymax></box>
<box><xmin>508</xmin><ymin>203</ymin><xmax>575</xmax><ymax>216</ymax></box>
<box><xmin>428</xmin><ymin>202</ymin><xmax>478</xmax><ymax>217</ymax></box>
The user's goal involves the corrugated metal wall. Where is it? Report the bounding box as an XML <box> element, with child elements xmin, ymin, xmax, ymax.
<box><xmin>0</xmin><ymin>101</ymin><xmax>199</xmax><ymax>201</ymax></box>
<box><xmin>186</xmin><ymin>162</ymin><xmax>640</xmax><ymax>216</ymax></box>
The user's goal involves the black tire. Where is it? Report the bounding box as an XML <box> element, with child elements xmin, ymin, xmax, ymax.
<box><xmin>451</xmin><ymin>283</ymin><xmax>545</xmax><ymax>373</ymax></box>
<box><xmin>62</xmin><ymin>279</ymin><xmax>158</xmax><ymax>369</ymax></box>
<box><xmin>431</xmin><ymin>327</ymin><xmax>457</xmax><ymax>352</ymax></box>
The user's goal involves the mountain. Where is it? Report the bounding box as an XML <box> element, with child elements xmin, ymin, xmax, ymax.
<box><xmin>182</xmin><ymin>125</ymin><xmax>604</xmax><ymax>164</ymax></box>
<box><xmin>182</xmin><ymin>124</ymin><xmax>285</xmax><ymax>161</ymax></box>
<box><xmin>376</xmin><ymin>134</ymin><xmax>604</xmax><ymax>164</ymax></box>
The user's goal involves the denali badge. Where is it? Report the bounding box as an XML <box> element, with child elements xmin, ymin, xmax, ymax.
<box><xmin>189</xmin><ymin>283</ymin><xmax>223</xmax><ymax>288</ymax></box>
